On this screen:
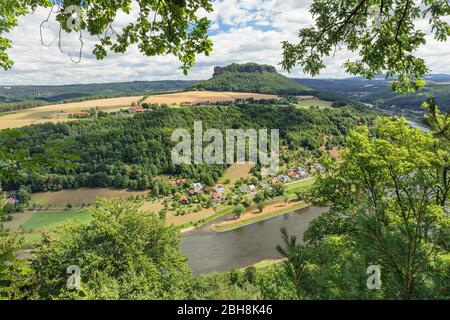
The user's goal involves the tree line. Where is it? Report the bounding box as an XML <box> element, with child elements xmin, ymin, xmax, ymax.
<box><xmin>1</xmin><ymin>103</ymin><xmax>370</xmax><ymax>194</ymax></box>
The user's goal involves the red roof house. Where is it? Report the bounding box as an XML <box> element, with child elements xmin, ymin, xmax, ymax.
<box><xmin>180</xmin><ymin>195</ymin><xmax>189</xmax><ymax>204</ymax></box>
<box><xmin>211</xmin><ymin>192</ymin><xmax>222</xmax><ymax>203</ymax></box>
<box><xmin>172</xmin><ymin>178</ymin><xmax>186</xmax><ymax>186</ymax></box>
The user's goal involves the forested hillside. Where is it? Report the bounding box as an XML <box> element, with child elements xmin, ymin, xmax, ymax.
<box><xmin>294</xmin><ymin>75</ymin><xmax>450</xmax><ymax>116</ymax></box>
<box><xmin>191</xmin><ymin>63</ymin><xmax>311</xmax><ymax>95</ymax></box>
<box><xmin>1</xmin><ymin>103</ymin><xmax>372</xmax><ymax>194</ymax></box>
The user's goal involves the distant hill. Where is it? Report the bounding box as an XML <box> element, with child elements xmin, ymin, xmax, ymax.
<box><xmin>294</xmin><ymin>75</ymin><xmax>450</xmax><ymax>117</ymax></box>
<box><xmin>0</xmin><ymin>80</ymin><xmax>197</xmax><ymax>104</ymax></box>
<box><xmin>190</xmin><ymin>63</ymin><xmax>311</xmax><ymax>95</ymax></box>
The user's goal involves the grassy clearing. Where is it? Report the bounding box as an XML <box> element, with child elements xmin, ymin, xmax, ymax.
<box><xmin>139</xmin><ymin>200</ymin><xmax>165</xmax><ymax>213</ymax></box>
<box><xmin>212</xmin><ymin>202</ymin><xmax>309</xmax><ymax>232</ymax></box>
<box><xmin>167</xmin><ymin>207</ymin><xmax>216</xmax><ymax>226</ymax></box>
<box><xmin>179</xmin><ymin>205</ymin><xmax>235</xmax><ymax>232</ymax></box>
<box><xmin>221</xmin><ymin>163</ymin><xmax>254</xmax><ymax>184</ymax></box>
<box><xmin>2</xmin><ymin>211</ymin><xmax>33</xmax><ymax>233</ymax></box>
<box><xmin>240</xmin><ymin>259</ymin><xmax>284</xmax><ymax>271</ymax></box>
<box><xmin>20</xmin><ymin>210</ymin><xmax>92</xmax><ymax>244</ymax></box>
<box><xmin>295</xmin><ymin>98</ymin><xmax>332</xmax><ymax>109</ymax></box>
<box><xmin>285</xmin><ymin>177</ymin><xmax>317</xmax><ymax>193</ymax></box>
<box><xmin>154</xmin><ymin>174</ymin><xmax>171</xmax><ymax>182</ymax></box>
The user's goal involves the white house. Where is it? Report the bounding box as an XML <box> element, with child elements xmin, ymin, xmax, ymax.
<box><xmin>193</xmin><ymin>182</ymin><xmax>203</xmax><ymax>189</ymax></box>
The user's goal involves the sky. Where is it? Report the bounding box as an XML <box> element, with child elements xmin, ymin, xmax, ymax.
<box><xmin>1</xmin><ymin>0</ymin><xmax>450</xmax><ymax>85</ymax></box>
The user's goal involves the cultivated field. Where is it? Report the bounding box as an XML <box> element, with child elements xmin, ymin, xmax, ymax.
<box><xmin>221</xmin><ymin>163</ymin><xmax>254</xmax><ymax>184</ymax></box>
<box><xmin>30</xmin><ymin>188</ymin><xmax>149</xmax><ymax>208</ymax></box>
<box><xmin>0</xmin><ymin>96</ymin><xmax>143</xmax><ymax>130</ymax></box>
<box><xmin>0</xmin><ymin>91</ymin><xmax>278</xmax><ymax>130</ymax></box>
<box><xmin>20</xmin><ymin>210</ymin><xmax>91</xmax><ymax>244</ymax></box>
<box><xmin>144</xmin><ymin>91</ymin><xmax>277</xmax><ymax>105</ymax></box>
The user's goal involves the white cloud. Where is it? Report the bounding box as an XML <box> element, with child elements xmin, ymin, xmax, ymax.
<box><xmin>0</xmin><ymin>0</ymin><xmax>449</xmax><ymax>85</ymax></box>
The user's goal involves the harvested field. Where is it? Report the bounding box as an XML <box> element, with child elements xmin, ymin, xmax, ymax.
<box><xmin>0</xmin><ymin>96</ymin><xmax>143</xmax><ymax>129</ymax></box>
<box><xmin>144</xmin><ymin>91</ymin><xmax>277</xmax><ymax>105</ymax></box>
<box><xmin>221</xmin><ymin>163</ymin><xmax>254</xmax><ymax>184</ymax></box>
<box><xmin>30</xmin><ymin>188</ymin><xmax>149</xmax><ymax>208</ymax></box>
<box><xmin>0</xmin><ymin>91</ymin><xmax>278</xmax><ymax>130</ymax></box>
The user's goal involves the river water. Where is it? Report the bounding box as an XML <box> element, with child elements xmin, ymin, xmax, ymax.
<box><xmin>407</xmin><ymin>120</ymin><xmax>430</xmax><ymax>133</ymax></box>
<box><xmin>181</xmin><ymin>206</ymin><xmax>328</xmax><ymax>274</ymax></box>
<box><xmin>181</xmin><ymin>120</ymin><xmax>429</xmax><ymax>274</ymax></box>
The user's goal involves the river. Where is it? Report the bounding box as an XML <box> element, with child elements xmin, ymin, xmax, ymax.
<box><xmin>181</xmin><ymin>206</ymin><xmax>328</xmax><ymax>274</ymax></box>
<box><xmin>407</xmin><ymin>120</ymin><xmax>430</xmax><ymax>133</ymax></box>
<box><xmin>180</xmin><ymin>120</ymin><xmax>428</xmax><ymax>275</ymax></box>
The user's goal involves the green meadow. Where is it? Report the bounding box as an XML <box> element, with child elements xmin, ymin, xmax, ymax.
<box><xmin>20</xmin><ymin>210</ymin><xmax>92</xmax><ymax>244</ymax></box>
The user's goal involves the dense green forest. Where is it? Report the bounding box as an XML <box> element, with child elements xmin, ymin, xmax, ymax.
<box><xmin>191</xmin><ymin>63</ymin><xmax>311</xmax><ymax>95</ymax></box>
<box><xmin>2</xmin><ymin>113</ymin><xmax>448</xmax><ymax>300</ymax></box>
<box><xmin>1</xmin><ymin>103</ymin><xmax>371</xmax><ymax>194</ymax></box>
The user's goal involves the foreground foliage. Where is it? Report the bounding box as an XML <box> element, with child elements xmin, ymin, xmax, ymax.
<box><xmin>29</xmin><ymin>199</ymin><xmax>192</xmax><ymax>299</ymax></box>
<box><xmin>282</xmin><ymin>0</ymin><xmax>450</xmax><ymax>92</ymax></box>
<box><xmin>278</xmin><ymin>115</ymin><xmax>450</xmax><ymax>299</ymax></box>
<box><xmin>0</xmin><ymin>1</ymin><xmax>213</xmax><ymax>73</ymax></box>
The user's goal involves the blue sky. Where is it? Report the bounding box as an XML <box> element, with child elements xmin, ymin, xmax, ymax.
<box><xmin>1</xmin><ymin>0</ymin><xmax>449</xmax><ymax>85</ymax></box>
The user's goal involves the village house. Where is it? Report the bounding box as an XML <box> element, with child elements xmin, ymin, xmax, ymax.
<box><xmin>4</xmin><ymin>196</ymin><xmax>18</xmax><ymax>206</ymax></box>
<box><xmin>248</xmin><ymin>185</ymin><xmax>257</xmax><ymax>192</ymax></box>
<box><xmin>313</xmin><ymin>163</ymin><xmax>325</xmax><ymax>173</ymax></box>
<box><xmin>172</xmin><ymin>178</ymin><xmax>186</xmax><ymax>187</ymax></box>
<box><xmin>179</xmin><ymin>195</ymin><xmax>189</xmax><ymax>205</ymax></box>
<box><xmin>289</xmin><ymin>167</ymin><xmax>309</xmax><ymax>179</ymax></box>
<box><xmin>278</xmin><ymin>175</ymin><xmax>290</xmax><ymax>183</ymax></box>
<box><xmin>239</xmin><ymin>186</ymin><xmax>249</xmax><ymax>194</ymax></box>
<box><xmin>211</xmin><ymin>192</ymin><xmax>222</xmax><ymax>204</ymax></box>
<box><xmin>288</xmin><ymin>171</ymin><xmax>300</xmax><ymax>180</ymax></box>
<box><xmin>193</xmin><ymin>182</ymin><xmax>203</xmax><ymax>192</ymax></box>
<box><xmin>213</xmin><ymin>184</ymin><xmax>225</xmax><ymax>194</ymax></box>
